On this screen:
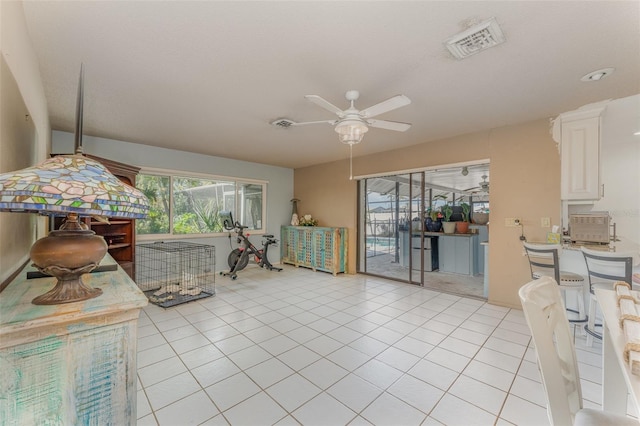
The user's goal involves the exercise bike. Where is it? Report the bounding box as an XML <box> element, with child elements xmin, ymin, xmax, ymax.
<box><xmin>220</xmin><ymin>211</ymin><xmax>282</xmax><ymax>280</ymax></box>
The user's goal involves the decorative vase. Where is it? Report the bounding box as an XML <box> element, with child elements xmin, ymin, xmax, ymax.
<box><xmin>472</xmin><ymin>212</ymin><xmax>489</xmax><ymax>225</ymax></box>
<box><xmin>30</xmin><ymin>228</ymin><xmax>107</xmax><ymax>304</ymax></box>
<box><xmin>426</xmin><ymin>218</ymin><xmax>442</xmax><ymax>232</ymax></box>
<box><xmin>442</xmin><ymin>222</ymin><xmax>456</xmax><ymax>234</ymax></box>
<box><xmin>456</xmin><ymin>221</ymin><xmax>469</xmax><ymax>234</ymax></box>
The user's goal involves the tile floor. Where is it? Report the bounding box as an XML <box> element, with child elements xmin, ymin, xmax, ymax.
<box><xmin>364</xmin><ymin>253</ymin><xmax>485</xmax><ymax>299</ymax></box>
<box><xmin>136</xmin><ymin>264</ymin><xmax>610</xmax><ymax>426</ymax></box>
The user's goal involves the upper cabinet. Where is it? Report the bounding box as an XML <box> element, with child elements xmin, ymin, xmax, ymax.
<box><xmin>553</xmin><ymin>104</ymin><xmax>607</xmax><ymax>201</ymax></box>
<box><xmin>85</xmin><ymin>154</ymin><xmax>141</xmax><ymax>279</ymax></box>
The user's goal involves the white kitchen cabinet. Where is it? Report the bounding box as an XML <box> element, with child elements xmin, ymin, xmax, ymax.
<box><xmin>558</xmin><ymin>106</ymin><xmax>606</xmax><ymax>201</ymax></box>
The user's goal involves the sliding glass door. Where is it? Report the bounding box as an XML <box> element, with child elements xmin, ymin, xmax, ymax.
<box><xmin>358</xmin><ymin>173</ymin><xmax>424</xmax><ymax>283</ymax></box>
<box><xmin>357</xmin><ymin>162</ymin><xmax>491</xmax><ymax>299</ymax></box>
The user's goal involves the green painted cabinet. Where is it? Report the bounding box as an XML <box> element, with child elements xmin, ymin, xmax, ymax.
<box><xmin>0</xmin><ymin>256</ymin><xmax>147</xmax><ymax>425</ymax></box>
<box><xmin>281</xmin><ymin>226</ymin><xmax>348</xmax><ymax>275</ymax></box>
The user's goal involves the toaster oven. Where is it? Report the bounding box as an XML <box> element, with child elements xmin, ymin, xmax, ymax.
<box><xmin>569</xmin><ymin>213</ymin><xmax>611</xmax><ymax>244</ymax></box>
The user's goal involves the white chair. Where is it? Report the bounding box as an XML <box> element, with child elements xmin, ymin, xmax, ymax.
<box><xmin>581</xmin><ymin>246</ymin><xmax>633</xmax><ymax>346</ymax></box>
<box><xmin>523</xmin><ymin>242</ymin><xmax>587</xmax><ymax>327</ymax></box>
<box><xmin>519</xmin><ymin>276</ymin><xmax>637</xmax><ymax>425</ymax></box>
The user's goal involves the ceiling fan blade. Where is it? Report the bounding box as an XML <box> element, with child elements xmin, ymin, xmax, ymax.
<box><xmin>367</xmin><ymin>119</ymin><xmax>411</xmax><ymax>132</ymax></box>
<box><xmin>290</xmin><ymin>120</ymin><xmax>337</xmax><ymax>127</ymax></box>
<box><xmin>360</xmin><ymin>95</ymin><xmax>411</xmax><ymax>118</ymax></box>
<box><xmin>304</xmin><ymin>95</ymin><xmax>344</xmax><ymax>116</ymax></box>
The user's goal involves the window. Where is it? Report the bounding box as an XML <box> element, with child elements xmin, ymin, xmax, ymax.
<box><xmin>136</xmin><ymin>174</ymin><xmax>170</xmax><ymax>235</ymax></box>
<box><xmin>136</xmin><ymin>171</ymin><xmax>266</xmax><ymax>238</ymax></box>
<box><xmin>471</xmin><ymin>201</ymin><xmax>489</xmax><ymax>213</ymax></box>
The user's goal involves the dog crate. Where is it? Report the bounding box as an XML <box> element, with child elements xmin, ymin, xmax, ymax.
<box><xmin>136</xmin><ymin>241</ymin><xmax>215</xmax><ymax>308</ymax></box>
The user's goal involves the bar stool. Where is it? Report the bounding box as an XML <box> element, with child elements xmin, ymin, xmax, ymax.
<box><xmin>519</xmin><ymin>277</ymin><xmax>638</xmax><ymax>426</ymax></box>
<box><xmin>581</xmin><ymin>246</ymin><xmax>633</xmax><ymax>346</ymax></box>
<box><xmin>523</xmin><ymin>242</ymin><xmax>587</xmax><ymax>328</ymax></box>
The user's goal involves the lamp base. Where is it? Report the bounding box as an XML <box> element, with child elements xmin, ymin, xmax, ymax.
<box><xmin>31</xmin><ymin>263</ymin><xmax>103</xmax><ymax>305</ymax></box>
<box><xmin>30</xmin><ymin>228</ymin><xmax>108</xmax><ymax>305</ymax></box>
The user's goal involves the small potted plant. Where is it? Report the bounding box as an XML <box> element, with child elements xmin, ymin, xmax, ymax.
<box><xmin>456</xmin><ymin>203</ymin><xmax>470</xmax><ymax>233</ymax></box>
<box><xmin>441</xmin><ymin>205</ymin><xmax>456</xmax><ymax>233</ymax></box>
<box><xmin>472</xmin><ymin>209</ymin><xmax>489</xmax><ymax>225</ymax></box>
<box><xmin>299</xmin><ymin>214</ymin><xmax>318</xmax><ymax>226</ymax></box>
<box><xmin>426</xmin><ymin>208</ymin><xmax>443</xmax><ymax>232</ymax></box>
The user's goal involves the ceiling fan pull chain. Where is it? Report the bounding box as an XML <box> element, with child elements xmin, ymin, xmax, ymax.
<box><xmin>349</xmin><ymin>144</ymin><xmax>353</xmax><ymax>181</ymax></box>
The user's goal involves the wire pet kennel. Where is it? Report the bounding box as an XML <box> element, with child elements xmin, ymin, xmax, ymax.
<box><xmin>136</xmin><ymin>241</ymin><xmax>215</xmax><ymax>307</ymax></box>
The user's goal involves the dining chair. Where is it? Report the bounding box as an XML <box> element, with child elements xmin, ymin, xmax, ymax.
<box><xmin>519</xmin><ymin>276</ymin><xmax>637</xmax><ymax>426</ymax></box>
<box><xmin>523</xmin><ymin>242</ymin><xmax>587</xmax><ymax>327</ymax></box>
<box><xmin>581</xmin><ymin>246</ymin><xmax>633</xmax><ymax>346</ymax></box>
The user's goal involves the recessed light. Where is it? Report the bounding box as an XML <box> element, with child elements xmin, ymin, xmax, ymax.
<box><xmin>581</xmin><ymin>68</ymin><xmax>615</xmax><ymax>82</ymax></box>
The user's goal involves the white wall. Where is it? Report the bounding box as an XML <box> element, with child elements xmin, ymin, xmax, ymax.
<box><xmin>52</xmin><ymin>131</ymin><xmax>294</xmax><ymax>273</ymax></box>
<box><xmin>596</xmin><ymin>94</ymin><xmax>640</xmax><ymax>245</ymax></box>
<box><xmin>0</xmin><ymin>1</ymin><xmax>51</xmax><ymax>283</ymax></box>
<box><xmin>567</xmin><ymin>94</ymin><xmax>640</xmax><ymax>245</ymax></box>
<box><xmin>0</xmin><ymin>1</ymin><xmax>50</xmax><ymax>160</ymax></box>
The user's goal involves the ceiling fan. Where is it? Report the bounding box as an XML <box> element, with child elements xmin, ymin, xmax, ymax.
<box><xmin>465</xmin><ymin>175</ymin><xmax>490</xmax><ymax>193</ymax></box>
<box><xmin>273</xmin><ymin>90</ymin><xmax>412</xmax><ymax>145</ymax></box>
<box><xmin>273</xmin><ymin>90</ymin><xmax>411</xmax><ymax>179</ymax></box>
<box><xmin>477</xmin><ymin>175</ymin><xmax>490</xmax><ymax>192</ymax></box>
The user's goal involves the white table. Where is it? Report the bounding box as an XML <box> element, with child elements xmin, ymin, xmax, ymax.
<box><xmin>595</xmin><ymin>288</ymin><xmax>640</xmax><ymax>418</ymax></box>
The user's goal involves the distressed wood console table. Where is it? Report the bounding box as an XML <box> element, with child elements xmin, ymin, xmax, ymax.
<box><xmin>0</xmin><ymin>256</ymin><xmax>147</xmax><ymax>425</ymax></box>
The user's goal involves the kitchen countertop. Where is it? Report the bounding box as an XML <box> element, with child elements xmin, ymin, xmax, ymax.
<box><xmin>530</xmin><ymin>237</ymin><xmax>640</xmax><ymax>265</ymax></box>
<box><xmin>407</xmin><ymin>232</ymin><xmax>478</xmax><ymax>237</ymax></box>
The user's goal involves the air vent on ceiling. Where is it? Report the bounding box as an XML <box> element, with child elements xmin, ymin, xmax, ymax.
<box><xmin>271</xmin><ymin>118</ymin><xmax>296</xmax><ymax>128</ymax></box>
<box><xmin>445</xmin><ymin>17</ymin><xmax>505</xmax><ymax>60</ymax></box>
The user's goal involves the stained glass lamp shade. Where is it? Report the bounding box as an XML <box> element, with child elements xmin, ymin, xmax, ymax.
<box><xmin>0</xmin><ymin>154</ymin><xmax>149</xmax><ymax>305</ymax></box>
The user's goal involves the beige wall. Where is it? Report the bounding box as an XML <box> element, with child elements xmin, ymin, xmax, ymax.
<box><xmin>294</xmin><ymin>118</ymin><xmax>560</xmax><ymax>308</ymax></box>
<box><xmin>294</xmin><ymin>160</ymin><xmax>358</xmax><ymax>273</ymax></box>
<box><xmin>487</xmin><ymin>120</ymin><xmax>561</xmax><ymax>307</ymax></box>
<box><xmin>0</xmin><ymin>1</ymin><xmax>51</xmax><ymax>284</ymax></box>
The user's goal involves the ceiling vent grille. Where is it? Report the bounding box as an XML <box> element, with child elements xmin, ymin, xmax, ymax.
<box><xmin>271</xmin><ymin>118</ymin><xmax>296</xmax><ymax>128</ymax></box>
<box><xmin>445</xmin><ymin>18</ymin><xmax>505</xmax><ymax>60</ymax></box>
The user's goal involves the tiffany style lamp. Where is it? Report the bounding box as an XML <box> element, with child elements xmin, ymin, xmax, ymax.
<box><xmin>0</xmin><ymin>154</ymin><xmax>149</xmax><ymax>304</ymax></box>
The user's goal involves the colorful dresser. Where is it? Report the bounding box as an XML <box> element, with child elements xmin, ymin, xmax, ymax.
<box><xmin>0</xmin><ymin>256</ymin><xmax>147</xmax><ymax>425</ymax></box>
<box><xmin>281</xmin><ymin>226</ymin><xmax>347</xmax><ymax>275</ymax></box>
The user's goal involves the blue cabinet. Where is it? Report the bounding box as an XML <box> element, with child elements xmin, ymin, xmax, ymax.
<box><xmin>469</xmin><ymin>225</ymin><xmax>488</xmax><ymax>275</ymax></box>
<box><xmin>439</xmin><ymin>234</ymin><xmax>478</xmax><ymax>275</ymax></box>
<box><xmin>281</xmin><ymin>226</ymin><xmax>348</xmax><ymax>275</ymax></box>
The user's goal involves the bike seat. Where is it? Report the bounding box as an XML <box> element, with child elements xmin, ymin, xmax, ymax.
<box><xmin>263</xmin><ymin>234</ymin><xmax>274</xmax><ymax>238</ymax></box>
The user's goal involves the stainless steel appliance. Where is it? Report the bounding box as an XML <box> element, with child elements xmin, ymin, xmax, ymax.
<box><xmin>569</xmin><ymin>212</ymin><xmax>612</xmax><ymax>244</ymax></box>
<box><xmin>411</xmin><ymin>236</ymin><xmax>438</xmax><ymax>271</ymax></box>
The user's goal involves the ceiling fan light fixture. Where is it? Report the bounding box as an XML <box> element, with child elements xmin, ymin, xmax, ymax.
<box><xmin>335</xmin><ymin>119</ymin><xmax>368</xmax><ymax>145</ymax></box>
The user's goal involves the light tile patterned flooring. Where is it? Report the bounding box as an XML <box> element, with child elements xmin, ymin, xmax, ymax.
<box><xmin>136</xmin><ymin>264</ymin><xmax>609</xmax><ymax>426</ymax></box>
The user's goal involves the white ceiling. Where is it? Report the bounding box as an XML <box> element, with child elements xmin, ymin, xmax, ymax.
<box><xmin>22</xmin><ymin>1</ymin><xmax>640</xmax><ymax>169</ymax></box>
